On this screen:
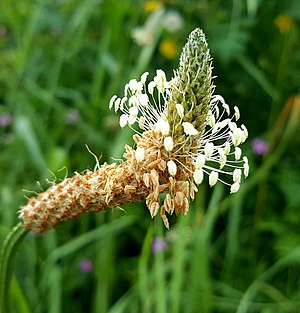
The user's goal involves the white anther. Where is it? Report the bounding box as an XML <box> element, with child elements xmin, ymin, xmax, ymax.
<box><xmin>164</xmin><ymin>136</ymin><xmax>174</xmax><ymax>151</ymax></box>
<box><xmin>182</xmin><ymin>122</ymin><xmax>198</xmax><ymax>136</ymax></box>
<box><xmin>139</xmin><ymin>94</ymin><xmax>149</xmax><ymax>106</ymax></box>
<box><xmin>230</xmin><ymin>182</ymin><xmax>240</xmax><ymax>193</ymax></box>
<box><xmin>119</xmin><ymin>114</ymin><xmax>128</xmax><ymax>128</ymax></box>
<box><xmin>109</xmin><ymin>95</ymin><xmax>117</xmax><ymax>110</ymax></box>
<box><xmin>155</xmin><ymin>118</ymin><xmax>170</xmax><ymax>136</ymax></box>
<box><xmin>148</xmin><ymin>81</ymin><xmax>156</xmax><ymax>95</ymax></box>
<box><xmin>234</xmin><ymin>147</ymin><xmax>242</xmax><ymax>160</ymax></box>
<box><xmin>233</xmin><ymin>168</ymin><xmax>242</xmax><ymax>183</ymax></box>
<box><xmin>167</xmin><ymin>160</ymin><xmax>177</xmax><ymax>176</ymax></box>
<box><xmin>224</xmin><ymin>141</ymin><xmax>231</xmax><ymax>155</ymax></box>
<box><xmin>140</xmin><ymin>72</ymin><xmax>149</xmax><ymax>84</ymax></box>
<box><xmin>234</xmin><ymin>106</ymin><xmax>240</xmax><ymax>120</ymax></box>
<box><xmin>204</xmin><ymin>142</ymin><xmax>214</xmax><ymax>158</ymax></box>
<box><xmin>209</xmin><ymin>171</ymin><xmax>218</xmax><ymax>186</ymax></box>
<box><xmin>193</xmin><ymin>169</ymin><xmax>204</xmax><ymax>185</ymax></box>
<box><xmin>176</xmin><ymin>103</ymin><xmax>184</xmax><ymax>118</ymax></box>
<box><xmin>135</xmin><ymin>147</ymin><xmax>145</xmax><ymax>162</ymax></box>
<box><xmin>195</xmin><ymin>154</ymin><xmax>206</xmax><ymax>169</ymax></box>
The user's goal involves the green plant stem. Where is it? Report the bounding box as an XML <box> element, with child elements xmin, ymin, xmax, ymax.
<box><xmin>0</xmin><ymin>223</ymin><xmax>28</xmax><ymax>313</ymax></box>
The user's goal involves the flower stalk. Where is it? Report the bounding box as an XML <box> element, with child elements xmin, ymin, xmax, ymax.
<box><xmin>19</xmin><ymin>28</ymin><xmax>249</xmax><ymax>233</ymax></box>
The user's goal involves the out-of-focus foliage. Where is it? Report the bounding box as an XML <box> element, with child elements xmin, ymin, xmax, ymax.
<box><xmin>0</xmin><ymin>0</ymin><xmax>300</xmax><ymax>312</ymax></box>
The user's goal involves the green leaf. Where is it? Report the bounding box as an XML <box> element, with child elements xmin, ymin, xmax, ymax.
<box><xmin>0</xmin><ymin>223</ymin><xmax>28</xmax><ymax>313</ymax></box>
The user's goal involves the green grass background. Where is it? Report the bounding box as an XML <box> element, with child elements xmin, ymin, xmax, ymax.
<box><xmin>1</xmin><ymin>0</ymin><xmax>300</xmax><ymax>312</ymax></box>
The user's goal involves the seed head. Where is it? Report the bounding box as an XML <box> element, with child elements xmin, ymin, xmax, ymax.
<box><xmin>20</xmin><ymin>28</ymin><xmax>249</xmax><ymax>232</ymax></box>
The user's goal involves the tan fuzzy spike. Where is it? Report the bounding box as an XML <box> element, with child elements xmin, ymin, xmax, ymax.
<box><xmin>20</xmin><ymin>130</ymin><xmax>194</xmax><ymax>233</ymax></box>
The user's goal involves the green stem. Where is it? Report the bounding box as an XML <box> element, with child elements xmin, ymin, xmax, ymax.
<box><xmin>0</xmin><ymin>223</ymin><xmax>28</xmax><ymax>313</ymax></box>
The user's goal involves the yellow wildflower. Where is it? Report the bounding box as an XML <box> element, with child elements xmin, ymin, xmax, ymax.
<box><xmin>275</xmin><ymin>14</ymin><xmax>293</xmax><ymax>34</ymax></box>
<box><xmin>159</xmin><ymin>38</ymin><xmax>178</xmax><ymax>59</ymax></box>
<box><xmin>143</xmin><ymin>1</ymin><xmax>163</xmax><ymax>12</ymax></box>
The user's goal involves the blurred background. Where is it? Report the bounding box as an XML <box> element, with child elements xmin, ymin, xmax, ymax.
<box><xmin>0</xmin><ymin>0</ymin><xmax>300</xmax><ymax>312</ymax></box>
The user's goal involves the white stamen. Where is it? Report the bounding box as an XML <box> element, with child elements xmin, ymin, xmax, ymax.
<box><xmin>212</xmin><ymin>119</ymin><xmax>230</xmax><ymax>134</ymax></box>
<box><xmin>167</xmin><ymin>160</ymin><xmax>177</xmax><ymax>176</ymax></box>
<box><xmin>140</xmin><ymin>72</ymin><xmax>149</xmax><ymax>84</ymax></box>
<box><xmin>128</xmin><ymin>106</ymin><xmax>139</xmax><ymax>125</ymax></box>
<box><xmin>230</xmin><ymin>182</ymin><xmax>240</xmax><ymax>193</ymax></box>
<box><xmin>129</xmin><ymin>106</ymin><xmax>138</xmax><ymax>117</ymax></box>
<box><xmin>139</xmin><ymin>94</ymin><xmax>149</xmax><ymax>106</ymax></box>
<box><xmin>109</xmin><ymin>95</ymin><xmax>117</xmax><ymax>110</ymax></box>
<box><xmin>224</xmin><ymin>141</ymin><xmax>231</xmax><ymax>155</ymax></box>
<box><xmin>211</xmin><ymin>94</ymin><xmax>225</xmax><ymax>106</ymax></box>
<box><xmin>129</xmin><ymin>95</ymin><xmax>138</xmax><ymax>107</ymax></box>
<box><xmin>244</xmin><ymin>162</ymin><xmax>249</xmax><ymax>178</ymax></box>
<box><xmin>207</xmin><ymin>110</ymin><xmax>215</xmax><ymax>127</ymax></box>
<box><xmin>229</xmin><ymin>122</ymin><xmax>237</xmax><ymax>131</ymax></box>
<box><xmin>119</xmin><ymin>114</ymin><xmax>128</xmax><ymax>128</ymax></box>
<box><xmin>155</xmin><ymin>118</ymin><xmax>170</xmax><ymax>136</ymax></box>
<box><xmin>138</xmin><ymin>116</ymin><xmax>146</xmax><ymax>129</ymax></box>
<box><xmin>234</xmin><ymin>106</ymin><xmax>240</xmax><ymax>120</ymax></box>
<box><xmin>193</xmin><ymin>169</ymin><xmax>204</xmax><ymax>184</ymax></box>
<box><xmin>209</xmin><ymin>171</ymin><xmax>218</xmax><ymax>186</ymax></box>
<box><xmin>241</xmin><ymin>124</ymin><xmax>248</xmax><ymax>142</ymax></box>
<box><xmin>127</xmin><ymin>79</ymin><xmax>143</xmax><ymax>94</ymax></box>
<box><xmin>120</xmin><ymin>97</ymin><xmax>127</xmax><ymax>111</ymax></box>
<box><xmin>114</xmin><ymin>98</ymin><xmax>121</xmax><ymax>112</ymax></box>
<box><xmin>222</xmin><ymin>102</ymin><xmax>230</xmax><ymax>115</ymax></box>
<box><xmin>164</xmin><ymin>136</ymin><xmax>174</xmax><ymax>151</ymax></box>
<box><xmin>243</xmin><ymin>156</ymin><xmax>249</xmax><ymax>177</ymax></box>
<box><xmin>204</xmin><ymin>142</ymin><xmax>214</xmax><ymax>158</ymax></box>
<box><xmin>182</xmin><ymin>122</ymin><xmax>198</xmax><ymax>136</ymax></box>
<box><xmin>233</xmin><ymin>168</ymin><xmax>242</xmax><ymax>183</ymax></box>
<box><xmin>135</xmin><ymin>147</ymin><xmax>145</xmax><ymax>162</ymax></box>
<box><xmin>235</xmin><ymin>147</ymin><xmax>242</xmax><ymax>160</ymax></box>
<box><xmin>231</xmin><ymin>128</ymin><xmax>244</xmax><ymax>146</ymax></box>
<box><xmin>148</xmin><ymin>81</ymin><xmax>156</xmax><ymax>95</ymax></box>
<box><xmin>176</xmin><ymin>103</ymin><xmax>184</xmax><ymax>118</ymax></box>
<box><xmin>195</xmin><ymin>154</ymin><xmax>205</xmax><ymax>169</ymax></box>
<box><xmin>154</xmin><ymin>69</ymin><xmax>167</xmax><ymax>93</ymax></box>
<box><xmin>128</xmin><ymin>114</ymin><xmax>137</xmax><ymax>125</ymax></box>
<box><xmin>218</xmin><ymin>148</ymin><xmax>227</xmax><ymax>169</ymax></box>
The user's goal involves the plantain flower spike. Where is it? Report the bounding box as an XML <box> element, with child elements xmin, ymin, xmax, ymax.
<box><xmin>19</xmin><ymin>28</ymin><xmax>249</xmax><ymax>233</ymax></box>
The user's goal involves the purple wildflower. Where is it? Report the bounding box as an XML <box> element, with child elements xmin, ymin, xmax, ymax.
<box><xmin>65</xmin><ymin>109</ymin><xmax>80</xmax><ymax>124</ymax></box>
<box><xmin>79</xmin><ymin>259</ymin><xmax>93</xmax><ymax>273</ymax></box>
<box><xmin>151</xmin><ymin>237</ymin><xmax>168</xmax><ymax>253</ymax></box>
<box><xmin>251</xmin><ymin>138</ymin><xmax>268</xmax><ymax>155</ymax></box>
<box><xmin>0</xmin><ymin>114</ymin><xmax>12</xmax><ymax>128</ymax></box>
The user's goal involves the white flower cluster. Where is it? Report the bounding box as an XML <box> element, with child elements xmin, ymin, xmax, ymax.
<box><xmin>109</xmin><ymin>69</ymin><xmax>171</xmax><ymax>134</ymax></box>
<box><xmin>191</xmin><ymin>95</ymin><xmax>249</xmax><ymax>193</ymax></box>
<box><xmin>109</xmin><ymin>70</ymin><xmax>249</xmax><ymax>193</ymax></box>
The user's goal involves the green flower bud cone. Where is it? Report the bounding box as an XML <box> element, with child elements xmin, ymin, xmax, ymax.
<box><xmin>167</xmin><ymin>28</ymin><xmax>214</xmax><ymax>144</ymax></box>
